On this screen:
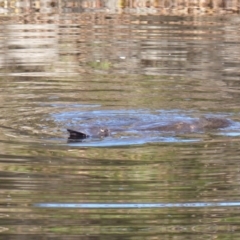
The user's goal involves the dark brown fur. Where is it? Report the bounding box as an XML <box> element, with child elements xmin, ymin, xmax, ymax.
<box><xmin>144</xmin><ymin>117</ymin><xmax>231</xmax><ymax>133</ymax></box>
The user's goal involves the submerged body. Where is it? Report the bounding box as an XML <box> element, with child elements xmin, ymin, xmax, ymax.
<box><xmin>142</xmin><ymin>117</ymin><xmax>231</xmax><ymax>133</ymax></box>
<box><xmin>67</xmin><ymin>117</ymin><xmax>231</xmax><ymax>140</ymax></box>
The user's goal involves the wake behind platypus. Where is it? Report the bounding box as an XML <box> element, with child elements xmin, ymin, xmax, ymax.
<box><xmin>67</xmin><ymin>116</ymin><xmax>232</xmax><ymax>141</ymax></box>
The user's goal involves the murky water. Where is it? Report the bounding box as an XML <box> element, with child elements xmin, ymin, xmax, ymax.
<box><xmin>1</xmin><ymin>4</ymin><xmax>240</xmax><ymax>239</ymax></box>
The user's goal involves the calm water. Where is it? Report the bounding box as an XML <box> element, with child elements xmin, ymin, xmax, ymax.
<box><xmin>1</xmin><ymin>6</ymin><xmax>240</xmax><ymax>239</ymax></box>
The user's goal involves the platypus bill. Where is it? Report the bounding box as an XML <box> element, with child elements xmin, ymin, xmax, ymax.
<box><xmin>67</xmin><ymin>129</ymin><xmax>89</xmax><ymax>139</ymax></box>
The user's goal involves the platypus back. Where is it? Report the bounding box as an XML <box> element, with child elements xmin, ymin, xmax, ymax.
<box><xmin>199</xmin><ymin>117</ymin><xmax>231</xmax><ymax>129</ymax></box>
<box><xmin>135</xmin><ymin>117</ymin><xmax>231</xmax><ymax>133</ymax></box>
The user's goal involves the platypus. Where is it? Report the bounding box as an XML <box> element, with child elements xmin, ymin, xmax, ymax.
<box><xmin>67</xmin><ymin>117</ymin><xmax>231</xmax><ymax>140</ymax></box>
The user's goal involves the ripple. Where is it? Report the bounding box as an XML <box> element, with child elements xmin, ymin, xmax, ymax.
<box><xmin>35</xmin><ymin>201</ymin><xmax>240</xmax><ymax>209</ymax></box>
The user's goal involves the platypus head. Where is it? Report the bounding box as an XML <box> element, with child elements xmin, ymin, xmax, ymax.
<box><xmin>67</xmin><ymin>127</ymin><xmax>110</xmax><ymax>140</ymax></box>
<box><xmin>97</xmin><ymin>128</ymin><xmax>110</xmax><ymax>137</ymax></box>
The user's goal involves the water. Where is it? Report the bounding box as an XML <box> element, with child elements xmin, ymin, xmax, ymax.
<box><xmin>1</xmin><ymin>4</ymin><xmax>240</xmax><ymax>239</ymax></box>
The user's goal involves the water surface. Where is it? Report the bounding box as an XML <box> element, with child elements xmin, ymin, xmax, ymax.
<box><xmin>1</xmin><ymin>6</ymin><xmax>240</xmax><ymax>239</ymax></box>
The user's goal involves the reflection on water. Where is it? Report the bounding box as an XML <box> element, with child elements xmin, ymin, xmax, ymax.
<box><xmin>1</xmin><ymin>0</ymin><xmax>239</xmax><ymax>14</ymax></box>
<box><xmin>1</xmin><ymin>12</ymin><xmax>240</xmax><ymax>81</ymax></box>
<box><xmin>1</xmin><ymin>6</ymin><xmax>240</xmax><ymax>240</ymax></box>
